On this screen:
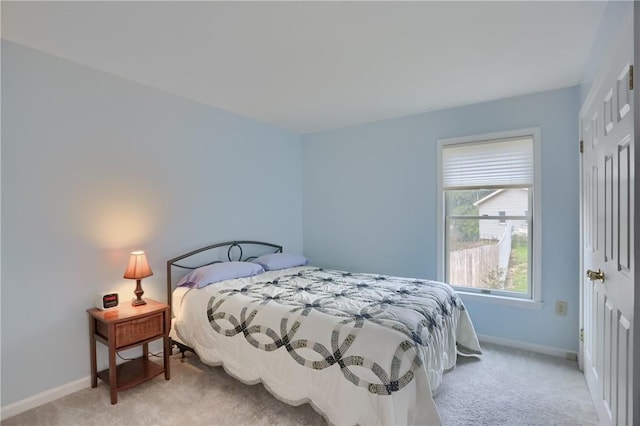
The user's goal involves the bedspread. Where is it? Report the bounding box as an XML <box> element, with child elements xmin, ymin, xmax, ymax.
<box><xmin>172</xmin><ymin>266</ymin><xmax>481</xmax><ymax>425</ymax></box>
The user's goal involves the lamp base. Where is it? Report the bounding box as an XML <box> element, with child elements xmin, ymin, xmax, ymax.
<box><xmin>132</xmin><ymin>279</ymin><xmax>146</xmax><ymax>306</ymax></box>
<box><xmin>131</xmin><ymin>298</ymin><xmax>147</xmax><ymax>306</ymax></box>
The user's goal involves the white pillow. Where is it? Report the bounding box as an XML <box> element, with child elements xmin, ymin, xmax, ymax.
<box><xmin>177</xmin><ymin>261</ymin><xmax>265</xmax><ymax>288</ymax></box>
<box><xmin>251</xmin><ymin>253</ymin><xmax>309</xmax><ymax>271</ymax></box>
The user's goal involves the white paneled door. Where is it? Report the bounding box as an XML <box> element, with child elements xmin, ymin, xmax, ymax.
<box><xmin>580</xmin><ymin>10</ymin><xmax>635</xmax><ymax>426</ymax></box>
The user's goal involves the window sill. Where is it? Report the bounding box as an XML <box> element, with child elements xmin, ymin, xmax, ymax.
<box><xmin>458</xmin><ymin>291</ymin><xmax>544</xmax><ymax>310</ymax></box>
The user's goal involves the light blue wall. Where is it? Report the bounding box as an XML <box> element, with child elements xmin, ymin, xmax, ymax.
<box><xmin>303</xmin><ymin>87</ymin><xmax>581</xmax><ymax>352</ymax></box>
<box><xmin>1</xmin><ymin>40</ymin><xmax>303</xmax><ymax>407</ymax></box>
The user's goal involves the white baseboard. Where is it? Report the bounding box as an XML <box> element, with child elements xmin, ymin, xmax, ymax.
<box><xmin>477</xmin><ymin>334</ymin><xmax>578</xmax><ymax>360</ymax></box>
<box><xmin>0</xmin><ymin>376</ymin><xmax>91</xmax><ymax>421</ymax></box>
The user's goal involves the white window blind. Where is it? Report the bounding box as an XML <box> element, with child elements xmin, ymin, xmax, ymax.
<box><xmin>442</xmin><ymin>136</ymin><xmax>533</xmax><ymax>189</ymax></box>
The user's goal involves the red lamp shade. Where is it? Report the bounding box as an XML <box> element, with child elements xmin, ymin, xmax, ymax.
<box><xmin>124</xmin><ymin>250</ymin><xmax>153</xmax><ymax>306</ymax></box>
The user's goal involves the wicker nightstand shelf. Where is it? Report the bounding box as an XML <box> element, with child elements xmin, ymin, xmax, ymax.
<box><xmin>87</xmin><ymin>299</ymin><xmax>171</xmax><ymax>404</ymax></box>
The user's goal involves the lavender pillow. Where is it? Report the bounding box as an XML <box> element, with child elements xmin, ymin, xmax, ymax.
<box><xmin>177</xmin><ymin>261</ymin><xmax>265</xmax><ymax>288</ymax></box>
<box><xmin>251</xmin><ymin>253</ymin><xmax>309</xmax><ymax>271</ymax></box>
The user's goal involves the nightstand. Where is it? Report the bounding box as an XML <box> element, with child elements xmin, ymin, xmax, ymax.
<box><xmin>87</xmin><ymin>299</ymin><xmax>170</xmax><ymax>404</ymax></box>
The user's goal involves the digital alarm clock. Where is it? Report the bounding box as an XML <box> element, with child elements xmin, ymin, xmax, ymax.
<box><xmin>96</xmin><ymin>292</ymin><xmax>120</xmax><ymax>310</ymax></box>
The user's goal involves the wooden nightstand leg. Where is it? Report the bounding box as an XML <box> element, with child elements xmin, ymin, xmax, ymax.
<box><xmin>89</xmin><ymin>317</ymin><xmax>97</xmax><ymax>388</ymax></box>
<box><xmin>108</xmin><ymin>326</ymin><xmax>117</xmax><ymax>404</ymax></box>
<box><xmin>164</xmin><ymin>309</ymin><xmax>171</xmax><ymax>380</ymax></box>
<box><xmin>163</xmin><ymin>334</ymin><xmax>170</xmax><ymax>380</ymax></box>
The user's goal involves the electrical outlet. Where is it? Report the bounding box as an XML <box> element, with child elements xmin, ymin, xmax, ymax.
<box><xmin>555</xmin><ymin>301</ymin><xmax>568</xmax><ymax>316</ymax></box>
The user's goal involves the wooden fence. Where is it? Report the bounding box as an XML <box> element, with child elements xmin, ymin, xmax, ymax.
<box><xmin>450</xmin><ymin>222</ymin><xmax>513</xmax><ymax>288</ymax></box>
<box><xmin>449</xmin><ymin>243</ymin><xmax>500</xmax><ymax>287</ymax></box>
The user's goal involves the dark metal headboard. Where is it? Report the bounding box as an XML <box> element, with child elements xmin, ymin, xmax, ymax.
<box><xmin>166</xmin><ymin>240</ymin><xmax>283</xmax><ymax>312</ymax></box>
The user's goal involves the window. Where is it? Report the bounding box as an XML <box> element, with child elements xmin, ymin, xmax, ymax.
<box><xmin>498</xmin><ymin>211</ymin><xmax>506</xmax><ymax>224</ymax></box>
<box><xmin>437</xmin><ymin>129</ymin><xmax>541</xmax><ymax>301</ymax></box>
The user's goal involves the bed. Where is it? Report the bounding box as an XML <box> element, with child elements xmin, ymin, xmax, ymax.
<box><xmin>167</xmin><ymin>241</ymin><xmax>481</xmax><ymax>425</ymax></box>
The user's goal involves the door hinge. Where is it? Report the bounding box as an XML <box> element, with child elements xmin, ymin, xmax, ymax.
<box><xmin>580</xmin><ymin>328</ymin><xmax>584</xmax><ymax>342</ymax></box>
<box><xmin>630</xmin><ymin>65</ymin><xmax>634</xmax><ymax>90</ymax></box>
<box><xmin>579</xmin><ymin>140</ymin><xmax>584</xmax><ymax>154</ymax></box>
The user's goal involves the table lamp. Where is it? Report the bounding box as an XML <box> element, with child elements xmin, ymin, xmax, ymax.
<box><xmin>123</xmin><ymin>250</ymin><xmax>153</xmax><ymax>306</ymax></box>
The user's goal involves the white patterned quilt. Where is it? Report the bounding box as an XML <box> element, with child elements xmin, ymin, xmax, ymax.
<box><xmin>171</xmin><ymin>266</ymin><xmax>481</xmax><ymax>425</ymax></box>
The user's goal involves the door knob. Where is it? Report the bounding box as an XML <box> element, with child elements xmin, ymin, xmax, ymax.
<box><xmin>586</xmin><ymin>269</ymin><xmax>605</xmax><ymax>282</ymax></box>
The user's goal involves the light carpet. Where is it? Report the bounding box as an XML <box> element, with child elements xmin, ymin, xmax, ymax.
<box><xmin>1</xmin><ymin>343</ymin><xmax>597</xmax><ymax>426</ymax></box>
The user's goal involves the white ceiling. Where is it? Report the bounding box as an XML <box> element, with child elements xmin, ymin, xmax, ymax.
<box><xmin>2</xmin><ymin>1</ymin><xmax>607</xmax><ymax>134</ymax></box>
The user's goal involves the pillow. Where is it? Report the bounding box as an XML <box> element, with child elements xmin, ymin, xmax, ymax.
<box><xmin>252</xmin><ymin>253</ymin><xmax>309</xmax><ymax>271</ymax></box>
<box><xmin>177</xmin><ymin>261</ymin><xmax>265</xmax><ymax>288</ymax></box>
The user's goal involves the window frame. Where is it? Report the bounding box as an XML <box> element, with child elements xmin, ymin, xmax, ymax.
<box><xmin>436</xmin><ymin>128</ymin><xmax>542</xmax><ymax>305</ymax></box>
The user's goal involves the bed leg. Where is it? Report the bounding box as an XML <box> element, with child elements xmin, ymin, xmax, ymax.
<box><xmin>172</xmin><ymin>340</ymin><xmax>194</xmax><ymax>363</ymax></box>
